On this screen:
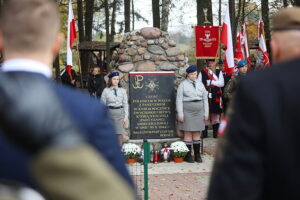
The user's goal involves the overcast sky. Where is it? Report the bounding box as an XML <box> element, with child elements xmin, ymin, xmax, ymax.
<box><xmin>131</xmin><ymin>0</ymin><xmax>227</xmax><ymax>36</ymax></box>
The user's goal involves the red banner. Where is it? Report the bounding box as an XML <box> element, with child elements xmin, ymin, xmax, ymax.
<box><xmin>194</xmin><ymin>26</ymin><xmax>220</xmax><ymax>59</ymax></box>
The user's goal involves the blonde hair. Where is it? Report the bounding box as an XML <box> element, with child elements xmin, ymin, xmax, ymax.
<box><xmin>0</xmin><ymin>0</ymin><xmax>60</xmax><ymax>54</ymax></box>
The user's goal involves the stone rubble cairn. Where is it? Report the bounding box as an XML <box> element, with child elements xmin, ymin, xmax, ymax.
<box><xmin>108</xmin><ymin>27</ymin><xmax>189</xmax><ymax>90</ymax></box>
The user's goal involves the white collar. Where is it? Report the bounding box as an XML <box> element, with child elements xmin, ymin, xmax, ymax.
<box><xmin>1</xmin><ymin>58</ymin><xmax>52</xmax><ymax>78</ymax></box>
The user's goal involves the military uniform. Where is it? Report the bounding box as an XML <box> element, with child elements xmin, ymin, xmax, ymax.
<box><xmin>223</xmin><ymin>75</ymin><xmax>239</xmax><ymax>100</ymax></box>
<box><xmin>224</xmin><ymin>60</ymin><xmax>248</xmax><ymax>103</ymax></box>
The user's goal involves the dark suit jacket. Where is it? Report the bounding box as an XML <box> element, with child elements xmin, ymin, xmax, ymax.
<box><xmin>208</xmin><ymin>58</ymin><xmax>300</xmax><ymax>200</ymax></box>
<box><xmin>0</xmin><ymin>72</ymin><xmax>133</xmax><ymax>188</ymax></box>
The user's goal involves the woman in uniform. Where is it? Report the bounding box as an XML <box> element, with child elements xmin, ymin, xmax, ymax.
<box><xmin>101</xmin><ymin>72</ymin><xmax>128</xmax><ymax>144</ymax></box>
<box><xmin>176</xmin><ymin>65</ymin><xmax>209</xmax><ymax>163</ymax></box>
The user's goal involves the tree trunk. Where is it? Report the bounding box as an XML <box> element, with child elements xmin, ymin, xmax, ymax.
<box><xmin>197</xmin><ymin>0</ymin><xmax>212</xmax><ymax>25</ymax></box>
<box><xmin>77</xmin><ymin>0</ymin><xmax>85</xmax><ymax>81</ymax></box>
<box><xmin>105</xmin><ymin>0</ymin><xmax>111</xmax><ymax>72</ymax></box>
<box><xmin>241</xmin><ymin>0</ymin><xmax>246</xmax><ymax>22</ymax></box>
<box><xmin>152</xmin><ymin>0</ymin><xmax>160</xmax><ymax>28</ymax></box>
<box><xmin>124</xmin><ymin>0</ymin><xmax>131</xmax><ymax>32</ymax></box>
<box><xmin>77</xmin><ymin>0</ymin><xmax>84</xmax><ymax>42</ymax></box>
<box><xmin>84</xmin><ymin>0</ymin><xmax>94</xmax><ymax>42</ymax></box>
<box><xmin>261</xmin><ymin>0</ymin><xmax>271</xmax><ymax>57</ymax></box>
<box><xmin>82</xmin><ymin>0</ymin><xmax>95</xmax><ymax>76</ymax></box>
<box><xmin>207</xmin><ymin>0</ymin><xmax>213</xmax><ymax>25</ymax></box>
<box><xmin>234</xmin><ymin>0</ymin><xmax>242</xmax><ymax>35</ymax></box>
<box><xmin>161</xmin><ymin>0</ymin><xmax>170</xmax><ymax>32</ymax></box>
<box><xmin>110</xmin><ymin>0</ymin><xmax>117</xmax><ymax>42</ymax></box>
<box><xmin>229</xmin><ymin>0</ymin><xmax>236</xmax><ymax>50</ymax></box>
<box><xmin>132</xmin><ymin>0</ymin><xmax>135</xmax><ymax>30</ymax></box>
<box><xmin>196</xmin><ymin>0</ymin><xmax>213</xmax><ymax>69</ymax></box>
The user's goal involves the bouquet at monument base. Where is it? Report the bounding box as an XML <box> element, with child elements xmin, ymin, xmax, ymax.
<box><xmin>121</xmin><ymin>143</ymin><xmax>141</xmax><ymax>159</ymax></box>
<box><xmin>170</xmin><ymin>141</ymin><xmax>189</xmax><ymax>158</ymax></box>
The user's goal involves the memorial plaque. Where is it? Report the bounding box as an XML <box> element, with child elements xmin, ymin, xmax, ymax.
<box><xmin>129</xmin><ymin>71</ymin><xmax>176</xmax><ymax>139</ymax></box>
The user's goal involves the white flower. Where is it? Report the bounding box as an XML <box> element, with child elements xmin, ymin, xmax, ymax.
<box><xmin>121</xmin><ymin>143</ymin><xmax>141</xmax><ymax>156</ymax></box>
<box><xmin>170</xmin><ymin>141</ymin><xmax>189</xmax><ymax>153</ymax></box>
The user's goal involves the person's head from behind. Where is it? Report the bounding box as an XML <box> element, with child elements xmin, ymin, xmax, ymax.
<box><xmin>0</xmin><ymin>0</ymin><xmax>64</xmax><ymax>64</ymax></box>
<box><xmin>107</xmin><ymin>72</ymin><xmax>120</xmax><ymax>87</ymax></box>
<box><xmin>92</xmin><ymin>67</ymin><xmax>101</xmax><ymax>75</ymax></box>
<box><xmin>271</xmin><ymin>7</ymin><xmax>300</xmax><ymax>63</ymax></box>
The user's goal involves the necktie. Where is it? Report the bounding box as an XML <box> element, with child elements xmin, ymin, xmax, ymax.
<box><xmin>192</xmin><ymin>81</ymin><xmax>196</xmax><ymax>88</ymax></box>
<box><xmin>113</xmin><ymin>88</ymin><xmax>117</xmax><ymax>96</ymax></box>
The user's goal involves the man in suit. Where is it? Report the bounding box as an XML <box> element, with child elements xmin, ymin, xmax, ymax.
<box><xmin>0</xmin><ymin>72</ymin><xmax>135</xmax><ymax>200</ymax></box>
<box><xmin>208</xmin><ymin>7</ymin><xmax>300</xmax><ymax>200</ymax></box>
<box><xmin>0</xmin><ymin>0</ymin><xmax>133</xmax><ymax>196</ymax></box>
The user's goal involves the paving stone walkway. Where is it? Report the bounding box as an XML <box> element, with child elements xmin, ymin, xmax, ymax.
<box><xmin>128</xmin><ymin>137</ymin><xmax>218</xmax><ymax>200</ymax></box>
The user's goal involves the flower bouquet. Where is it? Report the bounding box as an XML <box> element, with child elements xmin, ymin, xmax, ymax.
<box><xmin>121</xmin><ymin>143</ymin><xmax>141</xmax><ymax>164</ymax></box>
<box><xmin>170</xmin><ymin>141</ymin><xmax>189</xmax><ymax>162</ymax></box>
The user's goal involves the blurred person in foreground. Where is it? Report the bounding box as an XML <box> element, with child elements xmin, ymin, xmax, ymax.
<box><xmin>0</xmin><ymin>0</ymin><xmax>134</xmax><ymax>198</ymax></box>
<box><xmin>208</xmin><ymin>7</ymin><xmax>300</xmax><ymax>200</ymax></box>
<box><xmin>0</xmin><ymin>72</ymin><xmax>135</xmax><ymax>200</ymax></box>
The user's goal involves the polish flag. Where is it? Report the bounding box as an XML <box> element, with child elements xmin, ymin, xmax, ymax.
<box><xmin>241</xmin><ymin>22</ymin><xmax>251</xmax><ymax>70</ymax></box>
<box><xmin>234</xmin><ymin>32</ymin><xmax>245</xmax><ymax>62</ymax></box>
<box><xmin>257</xmin><ymin>19</ymin><xmax>270</xmax><ymax>68</ymax></box>
<box><xmin>66</xmin><ymin>1</ymin><xmax>77</xmax><ymax>78</ymax></box>
<box><xmin>220</xmin><ymin>6</ymin><xmax>235</xmax><ymax>75</ymax></box>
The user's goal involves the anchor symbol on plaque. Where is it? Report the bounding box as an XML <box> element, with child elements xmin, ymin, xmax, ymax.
<box><xmin>132</xmin><ymin>75</ymin><xmax>144</xmax><ymax>89</ymax></box>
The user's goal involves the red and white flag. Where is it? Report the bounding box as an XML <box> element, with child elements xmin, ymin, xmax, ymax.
<box><xmin>257</xmin><ymin>19</ymin><xmax>270</xmax><ymax>68</ymax></box>
<box><xmin>220</xmin><ymin>6</ymin><xmax>235</xmax><ymax>75</ymax></box>
<box><xmin>241</xmin><ymin>22</ymin><xmax>251</xmax><ymax>70</ymax></box>
<box><xmin>234</xmin><ymin>32</ymin><xmax>245</xmax><ymax>62</ymax></box>
<box><xmin>66</xmin><ymin>1</ymin><xmax>77</xmax><ymax>79</ymax></box>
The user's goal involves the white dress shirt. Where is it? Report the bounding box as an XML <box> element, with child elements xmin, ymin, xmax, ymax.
<box><xmin>1</xmin><ymin>58</ymin><xmax>52</xmax><ymax>78</ymax></box>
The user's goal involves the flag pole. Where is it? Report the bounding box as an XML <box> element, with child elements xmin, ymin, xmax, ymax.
<box><xmin>75</xmin><ymin>38</ymin><xmax>84</xmax><ymax>88</ymax></box>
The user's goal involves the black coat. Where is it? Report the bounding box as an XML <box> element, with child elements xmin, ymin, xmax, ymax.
<box><xmin>208</xmin><ymin>58</ymin><xmax>300</xmax><ymax>200</ymax></box>
<box><xmin>61</xmin><ymin>69</ymin><xmax>78</xmax><ymax>87</ymax></box>
<box><xmin>87</xmin><ymin>74</ymin><xmax>105</xmax><ymax>98</ymax></box>
<box><xmin>200</xmin><ymin>69</ymin><xmax>223</xmax><ymax>114</ymax></box>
